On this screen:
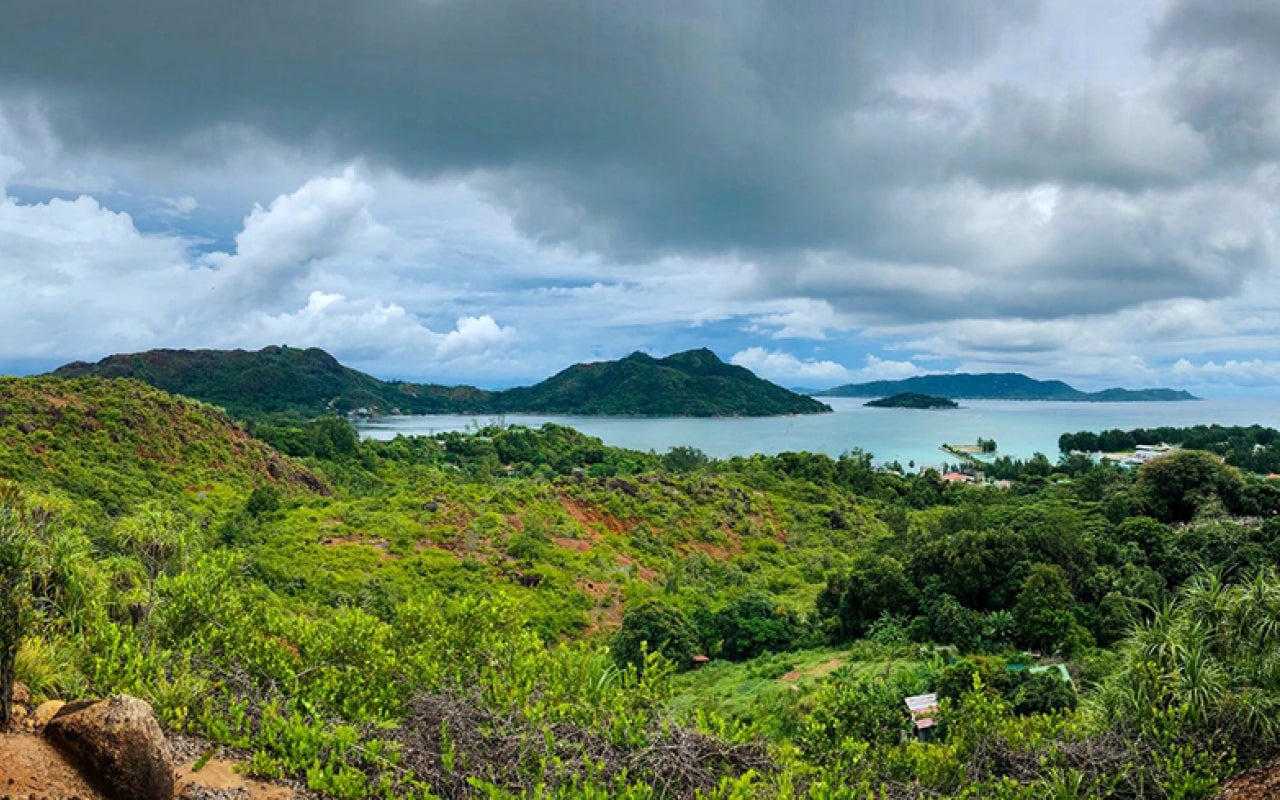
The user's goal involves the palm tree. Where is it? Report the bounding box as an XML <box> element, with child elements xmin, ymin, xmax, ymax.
<box><xmin>0</xmin><ymin>490</ymin><xmax>53</xmax><ymax>728</ymax></box>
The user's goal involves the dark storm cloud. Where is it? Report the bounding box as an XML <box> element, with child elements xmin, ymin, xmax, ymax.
<box><xmin>1152</xmin><ymin>0</ymin><xmax>1280</xmax><ymax>161</ymax></box>
<box><xmin>0</xmin><ymin>0</ymin><xmax>1275</xmax><ymax>328</ymax></box>
<box><xmin>961</xmin><ymin>85</ymin><xmax>1209</xmax><ymax>190</ymax></box>
<box><xmin>0</xmin><ymin>0</ymin><xmax>1028</xmax><ymax>258</ymax></box>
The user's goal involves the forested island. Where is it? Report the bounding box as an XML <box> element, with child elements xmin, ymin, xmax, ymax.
<box><xmin>3</xmin><ymin>374</ymin><xmax>1280</xmax><ymax>797</ymax></box>
<box><xmin>864</xmin><ymin>392</ymin><xmax>958</xmax><ymax>409</ymax></box>
<box><xmin>820</xmin><ymin>372</ymin><xmax>1198</xmax><ymax>402</ymax></box>
<box><xmin>52</xmin><ymin>345</ymin><xmax>830</xmax><ymax>420</ymax></box>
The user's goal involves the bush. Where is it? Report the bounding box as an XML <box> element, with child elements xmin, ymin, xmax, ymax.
<box><xmin>613</xmin><ymin>599</ymin><xmax>698</xmax><ymax>671</ymax></box>
<box><xmin>1010</xmin><ymin>670</ymin><xmax>1077</xmax><ymax>715</ymax></box>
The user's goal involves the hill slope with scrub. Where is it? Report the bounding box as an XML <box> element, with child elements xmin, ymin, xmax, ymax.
<box><xmin>3</xmin><ymin>375</ymin><xmax>1280</xmax><ymax>798</ymax></box>
<box><xmin>0</xmin><ymin>376</ymin><xmax>325</xmax><ymax>512</ymax></box>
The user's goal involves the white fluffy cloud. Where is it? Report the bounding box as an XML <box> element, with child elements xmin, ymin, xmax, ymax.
<box><xmin>855</xmin><ymin>355</ymin><xmax>924</xmax><ymax>383</ymax></box>
<box><xmin>730</xmin><ymin>348</ymin><xmax>853</xmax><ymax>385</ymax></box>
<box><xmin>730</xmin><ymin>349</ymin><xmax>925</xmax><ymax>387</ymax></box>
<box><xmin>436</xmin><ymin>315</ymin><xmax>517</xmax><ymax>361</ymax></box>
<box><xmin>203</xmin><ymin>168</ymin><xmax>392</xmax><ymax>309</ymax></box>
<box><xmin>0</xmin><ymin>165</ymin><xmax>520</xmax><ymax>379</ymax></box>
<box><xmin>1171</xmin><ymin>358</ymin><xmax>1280</xmax><ymax>388</ymax></box>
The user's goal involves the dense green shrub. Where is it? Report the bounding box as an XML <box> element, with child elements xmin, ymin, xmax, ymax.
<box><xmin>613</xmin><ymin>599</ymin><xmax>699</xmax><ymax>671</ymax></box>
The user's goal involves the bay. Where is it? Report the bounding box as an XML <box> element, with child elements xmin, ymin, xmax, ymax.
<box><xmin>353</xmin><ymin>396</ymin><xmax>1280</xmax><ymax>467</ymax></box>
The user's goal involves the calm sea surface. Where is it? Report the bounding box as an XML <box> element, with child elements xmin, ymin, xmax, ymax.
<box><xmin>353</xmin><ymin>397</ymin><xmax>1280</xmax><ymax>467</ymax></box>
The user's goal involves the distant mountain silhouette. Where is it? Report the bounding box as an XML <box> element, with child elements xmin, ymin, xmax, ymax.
<box><xmin>818</xmin><ymin>372</ymin><xmax>1197</xmax><ymax>402</ymax></box>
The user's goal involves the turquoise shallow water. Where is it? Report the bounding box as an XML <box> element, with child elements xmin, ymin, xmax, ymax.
<box><xmin>354</xmin><ymin>396</ymin><xmax>1280</xmax><ymax>467</ymax></box>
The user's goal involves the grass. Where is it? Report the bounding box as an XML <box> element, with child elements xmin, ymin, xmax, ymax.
<box><xmin>669</xmin><ymin>644</ymin><xmax>919</xmax><ymax>731</ymax></box>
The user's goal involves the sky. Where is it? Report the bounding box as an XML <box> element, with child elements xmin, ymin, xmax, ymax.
<box><xmin>0</xmin><ymin>0</ymin><xmax>1278</xmax><ymax>393</ymax></box>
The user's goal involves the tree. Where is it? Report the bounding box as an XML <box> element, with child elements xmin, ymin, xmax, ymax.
<box><xmin>307</xmin><ymin>415</ymin><xmax>360</xmax><ymax>459</ymax></box>
<box><xmin>1013</xmin><ymin>564</ymin><xmax>1077</xmax><ymax>654</ymax></box>
<box><xmin>1135</xmin><ymin>450</ymin><xmax>1243</xmax><ymax>523</ymax></box>
<box><xmin>662</xmin><ymin>446</ymin><xmax>710</xmax><ymax>473</ymax></box>
<box><xmin>710</xmin><ymin>592</ymin><xmax>802</xmax><ymax>660</ymax></box>
<box><xmin>112</xmin><ymin>506</ymin><xmax>197</xmax><ymax>636</ymax></box>
<box><xmin>245</xmin><ymin>485</ymin><xmax>282</xmax><ymax>516</ymax></box>
<box><xmin>613</xmin><ymin>599</ymin><xmax>698</xmax><ymax>671</ymax></box>
<box><xmin>912</xmin><ymin>586</ymin><xmax>983</xmax><ymax>650</ymax></box>
<box><xmin>821</xmin><ymin>556</ymin><xmax>917</xmax><ymax>641</ymax></box>
<box><xmin>0</xmin><ymin>491</ymin><xmax>50</xmax><ymax>728</ymax></box>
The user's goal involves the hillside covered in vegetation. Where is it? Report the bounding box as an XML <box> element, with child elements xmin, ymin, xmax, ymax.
<box><xmin>53</xmin><ymin>346</ymin><xmax>829</xmax><ymax>420</ymax></box>
<box><xmin>3</xmin><ymin>376</ymin><xmax>1280</xmax><ymax>798</ymax></box>
<box><xmin>496</xmin><ymin>348</ymin><xmax>831</xmax><ymax>417</ymax></box>
<box><xmin>864</xmin><ymin>392</ymin><xmax>958</xmax><ymax>409</ymax></box>
<box><xmin>820</xmin><ymin>372</ymin><xmax>1198</xmax><ymax>402</ymax></box>
<box><xmin>51</xmin><ymin>346</ymin><xmax>493</xmax><ymax>420</ymax></box>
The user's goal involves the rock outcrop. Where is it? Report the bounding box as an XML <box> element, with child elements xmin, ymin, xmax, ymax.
<box><xmin>44</xmin><ymin>695</ymin><xmax>175</xmax><ymax>800</ymax></box>
<box><xmin>34</xmin><ymin>698</ymin><xmax>66</xmax><ymax>726</ymax></box>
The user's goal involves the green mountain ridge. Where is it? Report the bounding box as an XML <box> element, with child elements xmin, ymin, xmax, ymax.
<box><xmin>819</xmin><ymin>371</ymin><xmax>1198</xmax><ymax>401</ymax></box>
<box><xmin>497</xmin><ymin>348</ymin><xmax>831</xmax><ymax>417</ymax></box>
<box><xmin>51</xmin><ymin>345</ymin><xmax>830</xmax><ymax>420</ymax></box>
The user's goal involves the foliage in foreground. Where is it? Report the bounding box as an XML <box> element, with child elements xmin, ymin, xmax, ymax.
<box><xmin>3</xmin><ymin>376</ymin><xmax>1280</xmax><ymax>797</ymax></box>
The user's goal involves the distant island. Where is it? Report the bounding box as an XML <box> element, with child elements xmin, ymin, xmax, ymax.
<box><xmin>51</xmin><ymin>346</ymin><xmax>831</xmax><ymax>420</ymax></box>
<box><xmin>864</xmin><ymin>392</ymin><xmax>958</xmax><ymax>409</ymax></box>
<box><xmin>819</xmin><ymin>372</ymin><xmax>1198</xmax><ymax>402</ymax></box>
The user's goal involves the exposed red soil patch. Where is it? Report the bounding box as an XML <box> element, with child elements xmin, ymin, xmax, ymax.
<box><xmin>615</xmin><ymin>553</ymin><xmax>659</xmax><ymax>583</ymax></box>
<box><xmin>676</xmin><ymin>525</ymin><xmax>743</xmax><ymax>561</ymax></box>
<box><xmin>576</xmin><ymin>579</ymin><xmax>614</xmax><ymax>599</ymax></box>
<box><xmin>558</xmin><ymin>496</ymin><xmax>631</xmax><ymax>537</ymax></box>
<box><xmin>40</xmin><ymin>392</ymin><xmax>73</xmax><ymax>409</ymax></box>
<box><xmin>554</xmin><ymin>536</ymin><xmax>593</xmax><ymax>553</ymax></box>
<box><xmin>577</xmin><ymin>580</ymin><xmax>623</xmax><ymax>636</ymax></box>
<box><xmin>584</xmin><ymin>607</ymin><xmax>624</xmax><ymax>636</ymax></box>
<box><xmin>687</xmin><ymin>541</ymin><xmax>734</xmax><ymax>559</ymax></box>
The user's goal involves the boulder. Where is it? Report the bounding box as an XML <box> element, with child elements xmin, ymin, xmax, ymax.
<box><xmin>34</xmin><ymin>699</ymin><xmax>66</xmax><ymax>726</ymax></box>
<box><xmin>44</xmin><ymin>695</ymin><xmax>174</xmax><ymax>800</ymax></box>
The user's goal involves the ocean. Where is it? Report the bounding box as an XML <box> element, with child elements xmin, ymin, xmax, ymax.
<box><xmin>353</xmin><ymin>396</ymin><xmax>1280</xmax><ymax>467</ymax></box>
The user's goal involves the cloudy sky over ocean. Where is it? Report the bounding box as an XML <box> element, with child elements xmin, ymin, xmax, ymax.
<box><xmin>1</xmin><ymin>0</ymin><xmax>1278</xmax><ymax>392</ymax></box>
